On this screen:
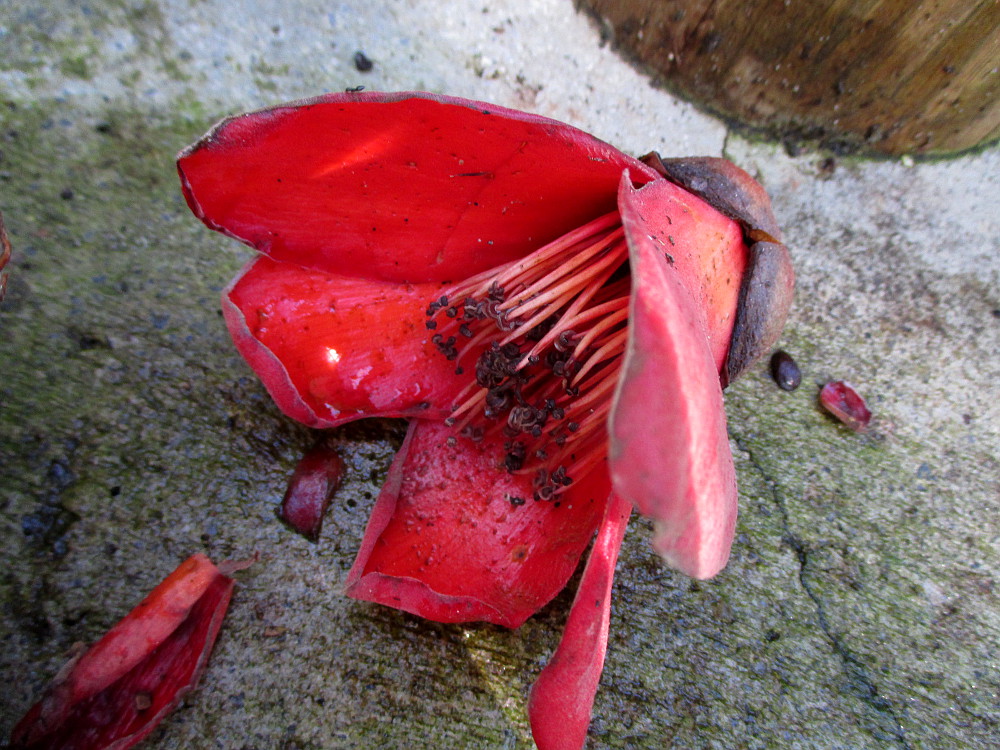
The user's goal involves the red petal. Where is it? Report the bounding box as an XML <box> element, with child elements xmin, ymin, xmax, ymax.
<box><xmin>616</xmin><ymin>175</ymin><xmax>747</xmax><ymax>373</ymax></box>
<box><xmin>224</xmin><ymin>255</ymin><xmax>469</xmax><ymax>427</ymax></box>
<box><xmin>178</xmin><ymin>91</ymin><xmax>657</xmax><ymax>283</ymax></box>
<box><xmin>278</xmin><ymin>442</ymin><xmax>345</xmax><ymax>542</ymax></box>
<box><xmin>528</xmin><ymin>493</ymin><xmax>631</xmax><ymax>750</ymax></box>
<box><xmin>345</xmin><ymin>421</ymin><xmax>611</xmax><ymax>628</ymax></box>
<box><xmin>10</xmin><ymin>554</ymin><xmax>244</xmax><ymax>750</ymax></box>
<box><xmin>609</xmin><ymin>174</ymin><xmax>738</xmax><ymax>579</ymax></box>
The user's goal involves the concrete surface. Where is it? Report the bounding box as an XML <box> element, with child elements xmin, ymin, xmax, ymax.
<box><xmin>1</xmin><ymin>1</ymin><xmax>997</xmax><ymax>748</ymax></box>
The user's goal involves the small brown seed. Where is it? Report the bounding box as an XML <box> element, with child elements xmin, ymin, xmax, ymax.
<box><xmin>770</xmin><ymin>350</ymin><xmax>801</xmax><ymax>391</ymax></box>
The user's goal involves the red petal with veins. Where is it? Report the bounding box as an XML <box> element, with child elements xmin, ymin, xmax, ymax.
<box><xmin>224</xmin><ymin>255</ymin><xmax>470</xmax><ymax>427</ymax></box>
<box><xmin>345</xmin><ymin>421</ymin><xmax>611</xmax><ymax>628</ymax></box>
<box><xmin>614</xmin><ymin>175</ymin><xmax>747</xmax><ymax>373</ymax></box>
<box><xmin>10</xmin><ymin>554</ymin><xmax>247</xmax><ymax>750</ymax></box>
<box><xmin>178</xmin><ymin>91</ymin><xmax>657</xmax><ymax>284</ymax></box>
<box><xmin>610</xmin><ymin>174</ymin><xmax>738</xmax><ymax>579</ymax></box>
<box><xmin>528</xmin><ymin>493</ymin><xmax>631</xmax><ymax>750</ymax></box>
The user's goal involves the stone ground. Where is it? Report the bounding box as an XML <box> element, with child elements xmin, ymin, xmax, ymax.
<box><xmin>1</xmin><ymin>1</ymin><xmax>998</xmax><ymax>748</ymax></box>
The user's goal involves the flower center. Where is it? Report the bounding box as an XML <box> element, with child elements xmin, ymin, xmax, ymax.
<box><xmin>426</xmin><ymin>211</ymin><xmax>629</xmax><ymax>503</ymax></box>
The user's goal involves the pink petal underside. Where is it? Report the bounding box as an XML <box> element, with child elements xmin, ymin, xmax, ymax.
<box><xmin>528</xmin><ymin>493</ymin><xmax>632</xmax><ymax>750</ymax></box>
<box><xmin>609</xmin><ymin>174</ymin><xmax>738</xmax><ymax>579</ymax></box>
<box><xmin>618</xmin><ymin>175</ymin><xmax>747</xmax><ymax>373</ymax></box>
<box><xmin>178</xmin><ymin>91</ymin><xmax>658</xmax><ymax>284</ymax></box>
<box><xmin>224</xmin><ymin>255</ymin><xmax>471</xmax><ymax>428</ymax></box>
<box><xmin>344</xmin><ymin>421</ymin><xmax>612</xmax><ymax>629</ymax></box>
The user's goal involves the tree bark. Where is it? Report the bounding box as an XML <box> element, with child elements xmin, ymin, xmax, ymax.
<box><xmin>580</xmin><ymin>0</ymin><xmax>1000</xmax><ymax>156</ymax></box>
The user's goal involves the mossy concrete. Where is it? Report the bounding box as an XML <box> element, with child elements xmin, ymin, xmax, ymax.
<box><xmin>1</xmin><ymin>1</ymin><xmax>998</xmax><ymax>748</ymax></box>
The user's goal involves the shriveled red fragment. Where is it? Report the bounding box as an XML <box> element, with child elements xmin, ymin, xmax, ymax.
<box><xmin>820</xmin><ymin>380</ymin><xmax>872</xmax><ymax>431</ymax></box>
<box><xmin>528</xmin><ymin>494</ymin><xmax>631</xmax><ymax>750</ymax></box>
<box><xmin>10</xmin><ymin>554</ymin><xmax>250</xmax><ymax>750</ymax></box>
<box><xmin>279</xmin><ymin>442</ymin><xmax>345</xmax><ymax>542</ymax></box>
<box><xmin>0</xmin><ymin>211</ymin><xmax>11</xmax><ymax>302</ymax></box>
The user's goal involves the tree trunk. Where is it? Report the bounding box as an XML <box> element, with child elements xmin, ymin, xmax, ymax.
<box><xmin>580</xmin><ymin>0</ymin><xmax>1000</xmax><ymax>156</ymax></box>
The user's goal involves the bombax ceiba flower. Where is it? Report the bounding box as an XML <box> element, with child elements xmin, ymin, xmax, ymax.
<box><xmin>177</xmin><ymin>91</ymin><xmax>793</xmax><ymax>749</ymax></box>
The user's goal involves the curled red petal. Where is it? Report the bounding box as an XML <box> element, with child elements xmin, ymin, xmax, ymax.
<box><xmin>528</xmin><ymin>493</ymin><xmax>631</xmax><ymax>750</ymax></box>
<box><xmin>224</xmin><ymin>255</ymin><xmax>470</xmax><ymax>427</ymax></box>
<box><xmin>10</xmin><ymin>554</ymin><xmax>246</xmax><ymax>750</ymax></box>
<box><xmin>610</xmin><ymin>173</ymin><xmax>738</xmax><ymax>579</ymax></box>
<box><xmin>344</xmin><ymin>421</ymin><xmax>611</xmax><ymax>628</ymax></box>
<box><xmin>178</xmin><ymin>91</ymin><xmax>657</xmax><ymax>283</ymax></box>
<box><xmin>278</xmin><ymin>442</ymin><xmax>345</xmax><ymax>542</ymax></box>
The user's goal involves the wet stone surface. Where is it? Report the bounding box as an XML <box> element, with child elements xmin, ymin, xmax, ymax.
<box><xmin>1</xmin><ymin>1</ymin><xmax>998</xmax><ymax>748</ymax></box>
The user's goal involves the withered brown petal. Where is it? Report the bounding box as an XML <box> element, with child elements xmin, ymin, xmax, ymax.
<box><xmin>723</xmin><ymin>241</ymin><xmax>795</xmax><ymax>386</ymax></box>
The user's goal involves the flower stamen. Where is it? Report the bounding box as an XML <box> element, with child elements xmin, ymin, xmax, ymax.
<box><xmin>427</xmin><ymin>211</ymin><xmax>631</xmax><ymax>501</ymax></box>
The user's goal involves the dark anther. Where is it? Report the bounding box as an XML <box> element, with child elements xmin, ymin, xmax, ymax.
<box><xmin>554</xmin><ymin>330</ymin><xmax>578</xmax><ymax>352</ymax></box>
<box><xmin>550</xmin><ymin>466</ymin><xmax>568</xmax><ymax>486</ymax></box>
<box><xmin>486</xmin><ymin>387</ymin><xmax>511</xmax><ymax>414</ymax></box>
<box><xmin>508</xmin><ymin>495</ymin><xmax>526</xmax><ymax>507</ymax></box>
<box><xmin>459</xmin><ymin>324</ymin><xmax>473</xmax><ymax>338</ymax></box>
<box><xmin>567</xmin><ymin>421</ymin><xmax>580</xmax><ymax>432</ymax></box>
<box><xmin>446</xmin><ymin>307</ymin><xmax>459</xmax><ymax>318</ymax></box>
<box><xmin>426</xmin><ymin>319</ymin><xmax>438</xmax><ymax>330</ymax></box>
<box><xmin>504</xmin><ymin>440</ymin><xmax>526</xmax><ymax>472</ymax></box>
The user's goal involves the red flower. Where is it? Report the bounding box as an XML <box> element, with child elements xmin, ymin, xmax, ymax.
<box><xmin>178</xmin><ymin>91</ymin><xmax>792</xmax><ymax>748</ymax></box>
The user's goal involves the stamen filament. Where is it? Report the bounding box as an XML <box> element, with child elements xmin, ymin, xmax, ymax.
<box><xmin>426</xmin><ymin>209</ymin><xmax>633</xmax><ymax>501</ymax></box>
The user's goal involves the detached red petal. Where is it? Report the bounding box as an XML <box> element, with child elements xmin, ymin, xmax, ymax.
<box><xmin>224</xmin><ymin>255</ymin><xmax>469</xmax><ymax>427</ymax></box>
<box><xmin>528</xmin><ymin>493</ymin><xmax>631</xmax><ymax>750</ymax></box>
<box><xmin>345</xmin><ymin>421</ymin><xmax>611</xmax><ymax>628</ymax></box>
<box><xmin>10</xmin><ymin>554</ymin><xmax>248</xmax><ymax>750</ymax></box>
<box><xmin>610</xmin><ymin>174</ymin><xmax>738</xmax><ymax>579</ymax></box>
<box><xmin>178</xmin><ymin>91</ymin><xmax>657</xmax><ymax>283</ymax></box>
<box><xmin>279</xmin><ymin>442</ymin><xmax>345</xmax><ymax>542</ymax></box>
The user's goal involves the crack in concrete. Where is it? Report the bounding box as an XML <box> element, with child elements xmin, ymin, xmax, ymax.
<box><xmin>733</xmin><ymin>434</ymin><xmax>913</xmax><ymax>750</ymax></box>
